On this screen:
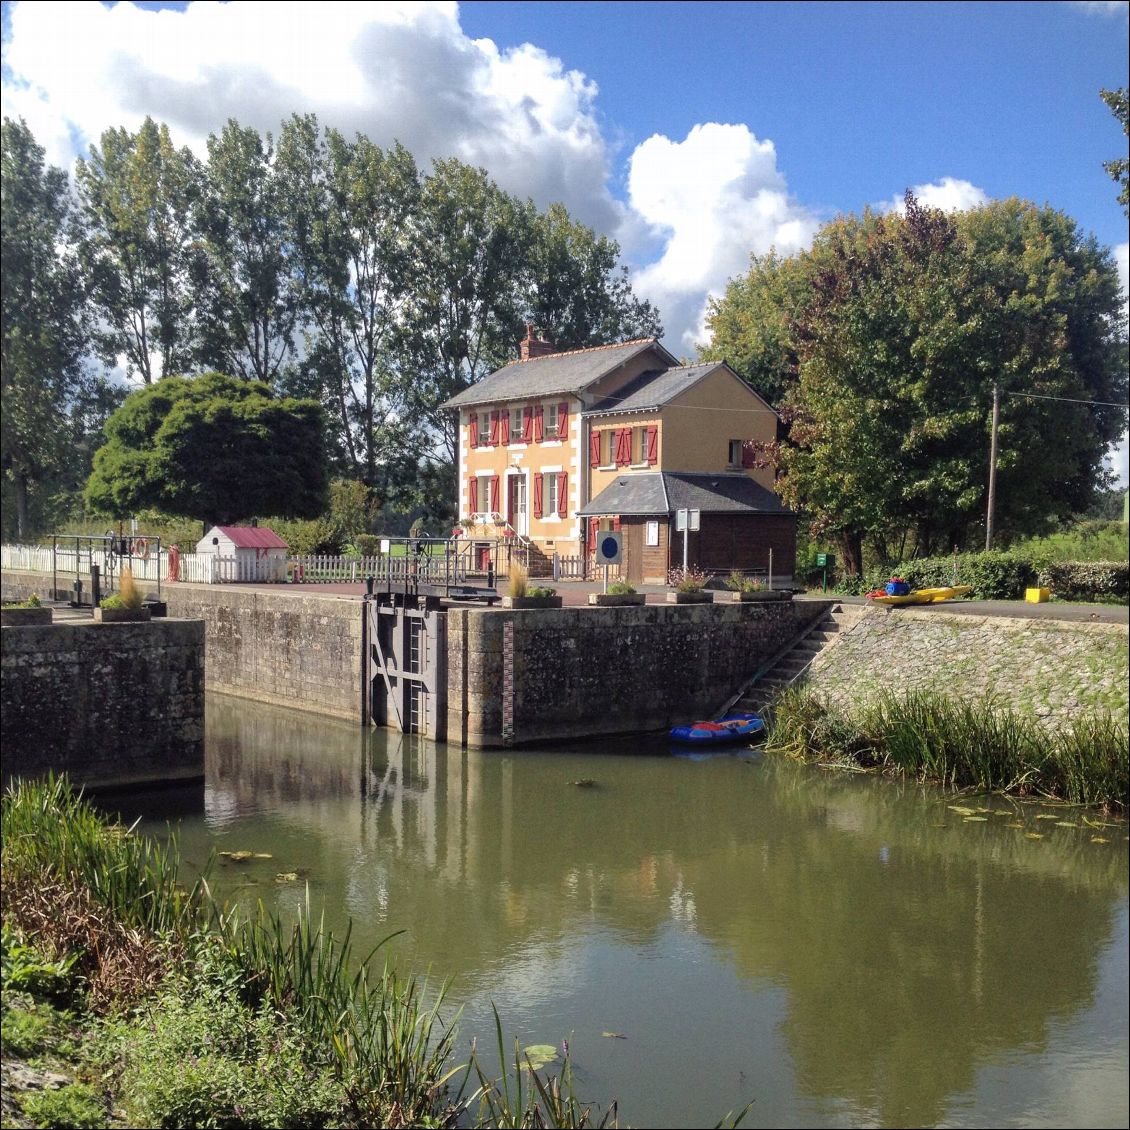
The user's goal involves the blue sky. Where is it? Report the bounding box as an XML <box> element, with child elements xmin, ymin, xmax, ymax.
<box><xmin>2</xmin><ymin>0</ymin><xmax>1127</xmax><ymax>472</ymax></box>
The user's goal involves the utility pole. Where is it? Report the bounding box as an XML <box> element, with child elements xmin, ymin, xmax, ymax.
<box><xmin>985</xmin><ymin>383</ymin><xmax>1000</xmax><ymax>551</ymax></box>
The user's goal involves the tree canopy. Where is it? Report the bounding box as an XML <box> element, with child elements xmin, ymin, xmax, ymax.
<box><xmin>84</xmin><ymin>373</ymin><xmax>327</xmax><ymax>528</ymax></box>
<box><xmin>1100</xmin><ymin>87</ymin><xmax>1128</xmax><ymax>216</ymax></box>
<box><xmin>703</xmin><ymin>194</ymin><xmax>1128</xmax><ymax>573</ymax></box>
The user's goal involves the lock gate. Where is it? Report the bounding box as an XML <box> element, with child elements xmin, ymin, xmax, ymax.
<box><xmin>364</xmin><ymin>594</ymin><xmax>447</xmax><ymax>738</ymax></box>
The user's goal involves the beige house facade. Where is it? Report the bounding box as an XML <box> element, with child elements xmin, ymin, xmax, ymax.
<box><xmin>444</xmin><ymin>328</ymin><xmax>794</xmax><ymax>581</ymax></box>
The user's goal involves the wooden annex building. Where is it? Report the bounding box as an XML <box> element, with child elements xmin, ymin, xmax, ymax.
<box><xmin>443</xmin><ymin>328</ymin><xmax>797</xmax><ymax>583</ymax></box>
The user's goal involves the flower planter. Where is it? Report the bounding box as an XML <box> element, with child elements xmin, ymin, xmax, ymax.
<box><xmin>94</xmin><ymin>607</ymin><xmax>152</xmax><ymax>623</ymax></box>
<box><xmin>501</xmin><ymin>595</ymin><xmax>563</xmax><ymax>609</ymax></box>
<box><xmin>666</xmin><ymin>591</ymin><xmax>714</xmax><ymax>604</ymax></box>
<box><xmin>589</xmin><ymin>593</ymin><xmax>646</xmax><ymax>606</ymax></box>
<box><xmin>728</xmin><ymin>589</ymin><xmax>790</xmax><ymax>602</ymax></box>
<box><xmin>0</xmin><ymin>606</ymin><xmax>52</xmax><ymax>626</ymax></box>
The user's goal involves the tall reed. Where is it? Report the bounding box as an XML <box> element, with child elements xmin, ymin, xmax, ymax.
<box><xmin>766</xmin><ymin>689</ymin><xmax>1128</xmax><ymax>810</ymax></box>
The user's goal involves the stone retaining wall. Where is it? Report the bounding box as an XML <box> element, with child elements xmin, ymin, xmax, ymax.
<box><xmin>1</xmin><ymin>619</ymin><xmax>204</xmax><ymax>789</ymax></box>
<box><xmin>809</xmin><ymin>607</ymin><xmax>1129</xmax><ymax>722</ymax></box>
<box><xmin>447</xmin><ymin>599</ymin><xmax>833</xmax><ymax>747</ymax></box>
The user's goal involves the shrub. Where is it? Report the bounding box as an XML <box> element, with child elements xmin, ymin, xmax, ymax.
<box><xmin>667</xmin><ymin>565</ymin><xmax>708</xmax><ymax>593</ymax></box>
<box><xmin>724</xmin><ymin>569</ymin><xmax>761</xmax><ymax>593</ymax></box>
<box><xmin>21</xmin><ymin>1082</ymin><xmax>107</xmax><ymax>1129</ymax></box>
<box><xmin>607</xmin><ymin>580</ymin><xmax>636</xmax><ymax>595</ymax></box>
<box><xmin>527</xmin><ymin>585</ymin><xmax>557</xmax><ymax>598</ymax></box>
<box><xmin>1036</xmin><ymin>560</ymin><xmax>1129</xmax><ymax>603</ymax></box>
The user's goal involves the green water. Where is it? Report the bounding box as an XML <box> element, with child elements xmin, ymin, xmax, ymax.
<box><xmin>132</xmin><ymin>694</ymin><xmax>1129</xmax><ymax>1128</ymax></box>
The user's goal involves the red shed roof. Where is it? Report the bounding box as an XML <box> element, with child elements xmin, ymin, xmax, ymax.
<box><xmin>215</xmin><ymin>525</ymin><xmax>289</xmax><ymax>549</ymax></box>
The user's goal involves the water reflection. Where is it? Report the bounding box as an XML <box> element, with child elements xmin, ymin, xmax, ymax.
<box><xmin>143</xmin><ymin>694</ymin><xmax>1128</xmax><ymax>1129</ymax></box>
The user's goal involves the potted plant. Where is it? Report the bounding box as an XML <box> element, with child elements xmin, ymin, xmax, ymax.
<box><xmin>1</xmin><ymin>593</ymin><xmax>52</xmax><ymax>626</ymax></box>
<box><xmin>590</xmin><ymin>580</ymin><xmax>645</xmax><ymax>606</ymax></box>
<box><xmin>666</xmin><ymin>565</ymin><xmax>713</xmax><ymax>604</ymax></box>
<box><xmin>501</xmin><ymin>564</ymin><xmax>562</xmax><ymax>609</ymax></box>
<box><xmin>95</xmin><ymin>568</ymin><xmax>152</xmax><ymax>623</ymax></box>
<box><xmin>723</xmin><ymin>569</ymin><xmax>789</xmax><ymax>602</ymax></box>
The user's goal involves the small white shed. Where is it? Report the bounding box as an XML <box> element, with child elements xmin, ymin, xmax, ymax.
<box><xmin>195</xmin><ymin>525</ymin><xmax>289</xmax><ymax>582</ymax></box>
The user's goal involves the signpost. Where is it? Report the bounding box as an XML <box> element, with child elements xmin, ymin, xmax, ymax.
<box><xmin>674</xmin><ymin>508</ymin><xmax>700</xmax><ymax>571</ymax></box>
<box><xmin>594</xmin><ymin>530</ymin><xmax>622</xmax><ymax>593</ymax></box>
<box><xmin>816</xmin><ymin>552</ymin><xmax>834</xmax><ymax>593</ymax></box>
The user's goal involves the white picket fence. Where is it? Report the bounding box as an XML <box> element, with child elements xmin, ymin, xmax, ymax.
<box><xmin>1</xmin><ymin>544</ymin><xmax>473</xmax><ymax>586</ymax></box>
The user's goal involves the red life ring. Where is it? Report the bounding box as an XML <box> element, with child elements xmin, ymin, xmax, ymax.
<box><xmin>167</xmin><ymin>545</ymin><xmax>180</xmax><ymax>582</ymax></box>
<box><xmin>133</xmin><ymin>537</ymin><xmax>150</xmax><ymax>559</ymax></box>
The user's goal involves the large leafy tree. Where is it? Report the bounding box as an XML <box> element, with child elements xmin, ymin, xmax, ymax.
<box><xmin>1</xmin><ymin>118</ymin><xmax>93</xmax><ymax>539</ymax></box>
<box><xmin>277</xmin><ymin>116</ymin><xmax>420</xmax><ymax>498</ymax></box>
<box><xmin>85</xmin><ymin>372</ymin><xmax>327</xmax><ymax>528</ymax></box>
<box><xmin>194</xmin><ymin>121</ymin><xmax>299</xmax><ymax>384</ymax></box>
<box><xmin>1100</xmin><ymin>87</ymin><xmax>1128</xmax><ymax>216</ymax></box>
<box><xmin>76</xmin><ymin>118</ymin><xmax>201</xmax><ymax>383</ymax></box>
<box><xmin>704</xmin><ymin>195</ymin><xmax>1128</xmax><ymax>574</ymax></box>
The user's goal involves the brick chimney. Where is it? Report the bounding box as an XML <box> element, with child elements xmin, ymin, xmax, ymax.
<box><xmin>519</xmin><ymin>323</ymin><xmax>555</xmax><ymax>361</ymax></box>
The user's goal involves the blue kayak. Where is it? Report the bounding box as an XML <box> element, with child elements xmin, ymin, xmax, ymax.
<box><xmin>670</xmin><ymin>712</ymin><xmax>765</xmax><ymax>745</ymax></box>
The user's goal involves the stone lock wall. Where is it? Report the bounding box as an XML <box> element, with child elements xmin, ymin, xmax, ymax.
<box><xmin>447</xmin><ymin>599</ymin><xmax>832</xmax><ymax>747</ymax></box>
<box><xmin>1</xmin><ymin>619</ymin><xmax>205</xmax><ymax>790</ymax></box>
<box><xmin>162</xmin><ymin>586</ymin><xmax>365</xmax><ymax>720</ymax></box>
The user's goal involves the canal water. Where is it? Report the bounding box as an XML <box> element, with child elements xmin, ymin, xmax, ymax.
<box><xmin>129</xmin><ymin>694</ymin><xmax>1128</xmax><ymax>1128</ymax></box>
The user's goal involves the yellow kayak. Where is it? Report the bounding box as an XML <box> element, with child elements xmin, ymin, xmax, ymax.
<box><xmin>869</xmin><ymin>585</ymin><xmax>972</xmax><ymax>606</ymax></box>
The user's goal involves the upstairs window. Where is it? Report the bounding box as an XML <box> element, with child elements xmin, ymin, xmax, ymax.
<box><xmin>728</xmin><ymin>439</ymin><xmax>743</xmax><ymax>467</ymax></box>
<box><xmin>546</xmin><ymin>402</ymin><xmax>560</xmax><ymax>438</ymax></box>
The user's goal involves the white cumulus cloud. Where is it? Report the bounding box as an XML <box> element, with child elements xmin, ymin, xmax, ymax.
<box><xmin>0</xmin><ymin>0</ymin><xmax>621</xmax><ymax>230</ymax></box>
<box><xmin>626</xmin><ymin>123</ymin><xmax>819</xmax><ymax>354</ymax></box>
<box><xmin>881</xmin><ymin>176</ymin><xmax>991</xmax><ymax>215</ymax></box>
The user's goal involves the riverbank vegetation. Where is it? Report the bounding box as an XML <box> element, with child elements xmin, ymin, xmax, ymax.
<box><xmin>1</xmin><ymin>777</ymin><xmax>644</xmax><ymax>1129</ymax></box>
<box><xmin>765</xmin><ymin>688</ymin><xmax>1128</xmax><ymax>811</ymax></box>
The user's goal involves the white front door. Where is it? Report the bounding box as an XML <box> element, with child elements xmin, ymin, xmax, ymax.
<box><xmin>508</xmin><ymin>473</ymin><xmax>528</xmax><ymax>536</ymax></box>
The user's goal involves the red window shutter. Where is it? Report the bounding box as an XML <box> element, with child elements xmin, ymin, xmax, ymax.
<box><xmin>612</xmin><ymin>516</ymin><xmax>621</xmax><ymax>532</ymax></box>
<box><xmin>557</xmin><ymin>471</ymin><xmax>568</xmax><ymax>518</ymax></box>
<box><xmin>489</xmin><ymin>411</ymin><xmax>500</xmax><ymax>446</ymax></box>
<box><xmin>647</xmin><ymin>425</ymin><xmax>658</xmax><ymax>465</ymax></box>
<box><xmin>615</xmin><ymin>428</ymin><xmax>630</xmax><ymax>467</ymax></box>
<box><xmin>501</xmin><ymin>411</ymin><xmax>510</xmax><ymax>445</ymax></box>
<box><xmin>533</xmin><ymin>405</ymin><xmax>544</xmax><ymax>442</ymax></box>
<box><xmin>533</xmin><ymin>473</ymin><xmax>544</xmax><ymax>519</ymax></box>
<box><xmin>469</xmin><ymin>414</ymin><xmax>478</xmax><ymax>448</ymax></box>
<box><xmin>522</xmin><ymin>406</ymin><xmax>533</xmax><ymax>443</ymax></box>
<box><xmin>468</xmin><ymin>476</ymin><xmax>478</xmax><ymax>513</ymax></box>
<box><xmin>490</xmin><ymin>475</ymin><xmax>500</xmax><ymax>514</ymax></box>
<box><xmin>741</xmin><ymin>440</ymin><xmax>757</xmax><ymax>468</ymax></box>
<box><xmin>558</xmin><ymin>401</ymin><xmax>569</xmax><ymax>438</ymax></box>
<box><xmin>590</xmin><ymin>430</ymin><xmax>601</xmax><ymax>467</ymax></box>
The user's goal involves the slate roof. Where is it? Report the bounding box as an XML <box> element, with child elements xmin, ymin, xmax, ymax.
<box><xmin>578</xmin><ymin>473</ymin><xmax>791</xmax><ymax>517</ymax></box>
<box><xmin>213</xmin><ymin>525</ymin><xmax>289</xmax><ymax>549</ymax></box>
<box><xmin>441</xmin><ymin>339</ymin><xmax>676</xmax><ymax>409</ymax></box>
<box><xmin>584</xmin><ymin>362</ymin><xmax>722</xmax><ymax>415</ymax></box>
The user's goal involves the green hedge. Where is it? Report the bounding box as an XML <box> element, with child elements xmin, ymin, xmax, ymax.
<box><xmin>835</xmin><ymin>551</ymin><xmax>1128</xmax><ymax>603</ymax></box>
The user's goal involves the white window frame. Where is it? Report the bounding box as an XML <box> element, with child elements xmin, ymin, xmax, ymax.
<box><xmin>476</xmin><ymin>472</ymin><xmax>494</xmax><ymax>517</ymax></box>
<box><xmin>546</xmin><ymin>402</ymin><xmax>560</xmax><ymax>438</ymax></box>
<box><xmin>510</xmin><ymin>405</ymin><xmax>524</xmax><ymax>443</ymax></box>
<box><xmin>546</xmin><ymin>471</ymin><xmax>559</xmax><ymax>517</ymax></box>
<box><xmin>645</xmin><ymin>520</ymin><xmax>659</xmax><ymax>547</ymax></box>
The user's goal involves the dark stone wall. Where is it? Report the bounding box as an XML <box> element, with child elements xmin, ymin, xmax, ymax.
<box><xmin>1</xmin><ymin>619</ymin><xmax>205</xmax><ymax>790</ymax></box>
<box><xmin>448</xmin><ymin>598</ymin><xmax>832</xmax><ymax>747</ymax></box>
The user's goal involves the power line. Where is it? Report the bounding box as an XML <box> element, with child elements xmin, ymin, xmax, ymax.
<box><xmin>1002</xmin><ymin>390</ymin><xmax>1127</xmax><ymax>409</ymax></box>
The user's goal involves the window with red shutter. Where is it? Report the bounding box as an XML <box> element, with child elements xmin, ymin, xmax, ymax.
<box><xmin>557</xmin><ymin>471</ymin><xmax>568</xmax><ymax>518</ymax></box>
<box><xmin>489</xmin><ymin>411</ymin><xmax>500</xmax><ymax>446</ymax></box>
<box><xmin>558</xmin><ymin>401</ymin><xmax>569</xmax><ymax>439</ymax></box>
<box><xmin>469</xmin><ymin>414</ymin><xmax>478</xmax><ymax>448</ymax></box>
<box><xmin>468</xmin><ymin>476</ymin><xmax>478</xmax><ymax>513</ymax></box>
<box><xmin>533</xmin><ymin>405</ymin><xmax>544</xmax><ymax>442</ymax></box>
<box><xmin>590</xmin><ymin>431</ymin><xmax>601</xmax><ymax>467</ymax></box>
<box><xmin>522</xmin><ymin>406</ymin><xmax>533</xmax><ymax>443</ymax></box>
<box><xmin>533</xmin><ymin>473</ymin><xmax>544</xmax><ymax>519</ymax></box>
<box><xmin>647</xmin><ymin>425</ymin><xmax>658</xmax><ymax>465</ymax></box>
<box><xmin>615</xmin><ymin>428</ymin><xmax>631</xmax><ymax>467</ymax></box>
<box><xmin>500</xmin><ymin>412</ymin><xmax>510</xmax><ymax>445</ymax></box>
<box><xmin>489</xmin><ymin>475</ymin><xmax>500</xmax><ymax>514</ymax></box>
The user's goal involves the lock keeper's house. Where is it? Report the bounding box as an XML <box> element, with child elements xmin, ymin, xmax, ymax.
<box><xmin>443</xmin><ymin>327</ymin><xmax>797</xmax><ymax>585</ymax></box>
